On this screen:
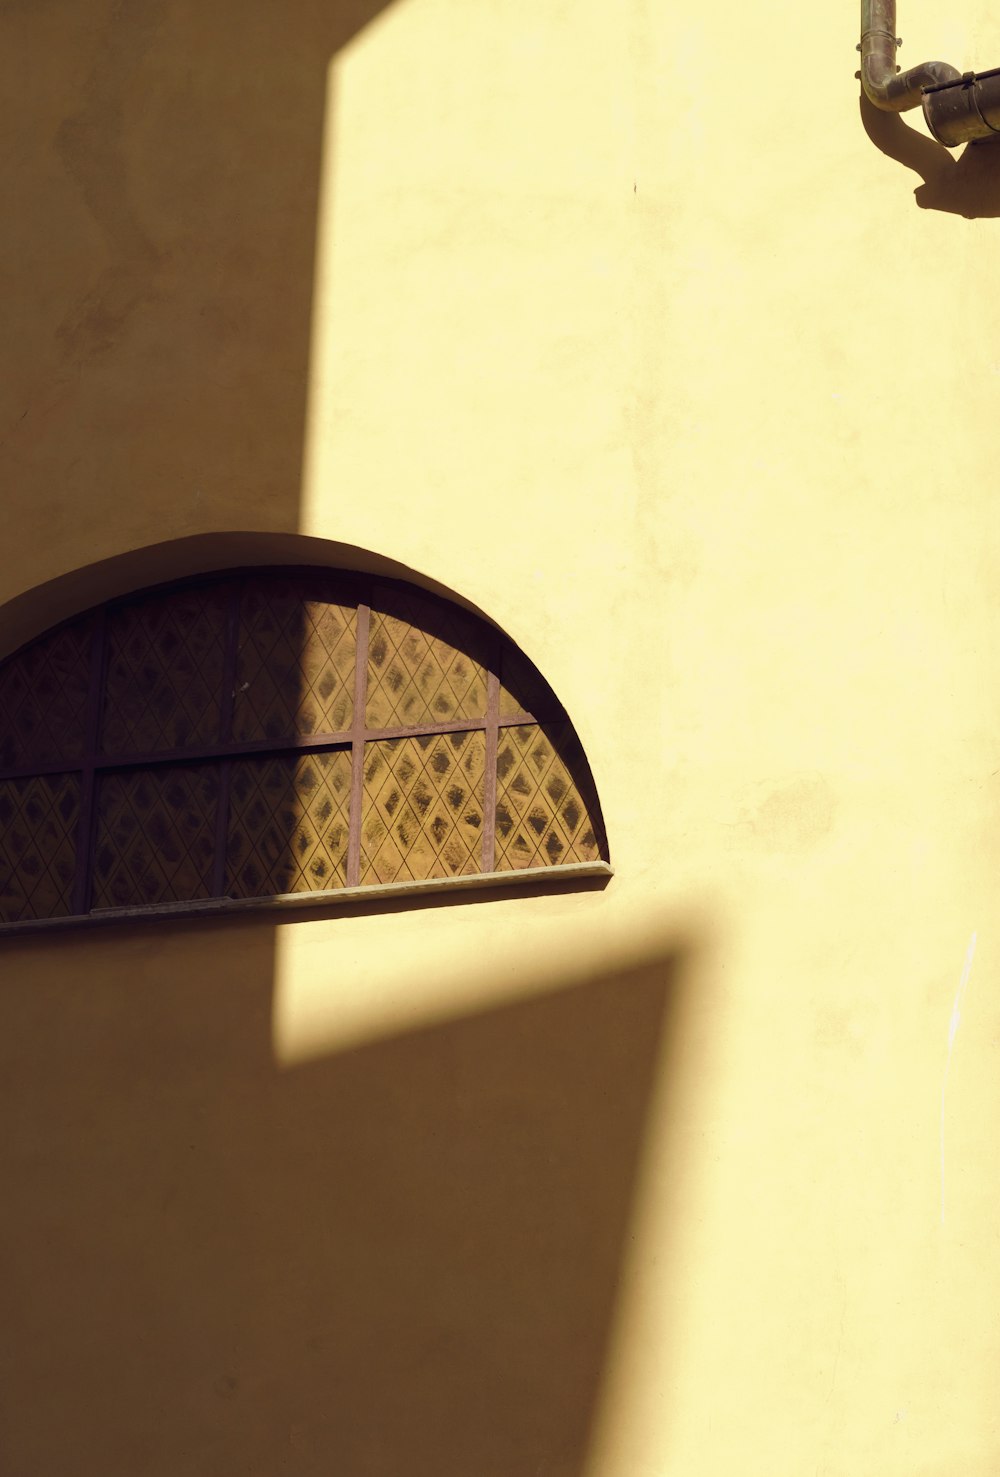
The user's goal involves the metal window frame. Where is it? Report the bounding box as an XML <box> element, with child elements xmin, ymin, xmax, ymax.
<box><xmin>0</xmin><ymin>567</ymin><xmax>609</xmax><ymax>930</ymax></box>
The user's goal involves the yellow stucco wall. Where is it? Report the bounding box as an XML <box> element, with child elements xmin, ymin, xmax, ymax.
<box><xmin>2</xmin><ymin>2</ymin><xmax>999</xmax><ymax>1473</ymax></box>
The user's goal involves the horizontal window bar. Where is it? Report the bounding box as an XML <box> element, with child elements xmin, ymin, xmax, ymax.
<box><xmin>0</xmin><ymin>710</ymin><xmax>552</xmax><ymax>782</ymax></box>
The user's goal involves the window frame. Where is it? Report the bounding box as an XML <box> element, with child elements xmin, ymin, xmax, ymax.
<box><xmin>0</xmin><ymin>567</ymin><xmax>611</xmax><ymax>933</ymax></box>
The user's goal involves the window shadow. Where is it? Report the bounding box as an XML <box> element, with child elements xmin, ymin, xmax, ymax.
<box><xmin>0</xmin><ymin>7</ymin><xmax>665</xmax><ymax>1474</ymax></box>
<box><xmin>0</xmin><ymin>923</ymin><xmax>693</xmax><ymax>1476</ymax></box>
<box><xmin>860</xmin><ymin>93</ymin><xmax>1000</xmax><ymax>216</ymax></box>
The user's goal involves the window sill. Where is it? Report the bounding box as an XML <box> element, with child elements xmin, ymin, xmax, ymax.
<box><xmin>0</xmin><ymin>861</ymin><xmax>613</xmax><ymax>937</ymax></box>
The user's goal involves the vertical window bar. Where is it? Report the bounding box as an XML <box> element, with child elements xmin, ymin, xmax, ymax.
<box><xmin>71</xmin><ymin>606</ymin><xmax>108</xmax><ymax>916</ymax></box>
<box><xmin>211</xmin><ymin>580</ymin><xmax>242</xmax><ymax>898</ymax></box>
<box><xmin>345</xmin><ymin>602</ymin><xmax>370</xmax><ymax>888</ymax></box>
<box><xmin>481</xmin><ymin>662</ymin><xmax>500</xmax><ymax>874</ymax></box>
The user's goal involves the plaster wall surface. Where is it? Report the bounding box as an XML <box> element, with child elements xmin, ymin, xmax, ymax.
<box><xmin>2</xmin><ymin>2</ymin><xmax>999</xmax><ymax>1474</ymax></box>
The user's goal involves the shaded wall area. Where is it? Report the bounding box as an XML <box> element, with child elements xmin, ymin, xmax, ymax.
<box><xmin>0</xmin><ymin>0</ymin><xmax>395</xmax><ymax>590</ymax></box>
<box><xmin>0</xmin><ymin>921</ymin><xmax>687</xmax><ymax>1476</ymax></box>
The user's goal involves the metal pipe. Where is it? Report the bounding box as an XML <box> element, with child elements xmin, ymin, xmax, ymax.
<box><xmin>922</xmin><ymin>67</ymin><xmax>1000</xmax><ymax>146</ymax></box>
<box><xmin>861</xmin><ymin>0</ymin><xmax>1000</xmax><ymax>146</ymax></box>
<box><xmin>860</xmin><ymin>0</ymin><xmax>960</xmax><ymax>112</ymax></box>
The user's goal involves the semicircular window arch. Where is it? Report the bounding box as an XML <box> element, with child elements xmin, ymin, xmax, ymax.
<box><xmin>0</xmin><ymin>568</ymin><xmax>609</xmax><ymax>926</ymax></box>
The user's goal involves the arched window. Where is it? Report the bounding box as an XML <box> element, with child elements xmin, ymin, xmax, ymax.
<box><xmin>0</xmin><ymin>569</ymin><xmax>608</xmax><ymax>927</ymax></box>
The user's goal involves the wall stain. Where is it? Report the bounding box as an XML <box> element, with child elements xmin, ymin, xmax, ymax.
<box><xmin>729</xmin><ymin>773</ymin><xmax>836</xmax><ymax>853</ymax></box>
<box><xmin>54</xmin><ymin>0</ymin><xmax>167</xmax><ymax>362</ymax></box>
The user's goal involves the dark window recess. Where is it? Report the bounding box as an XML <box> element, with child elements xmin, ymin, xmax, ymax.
<box><xmin>0</xmin><ymin>569</ymin><xmax>607</xmax><ymax>924</ymax></box>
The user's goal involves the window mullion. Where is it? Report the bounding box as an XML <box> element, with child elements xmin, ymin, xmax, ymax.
<box><xmin>346</xmin><ymin>602</ymin><xmax>371</xmax><ymax>887</ymax></box>
<box><xmin>481</xmin><ymin>663</ymin><xmax>500</xmax><ymax>874</ymax></box>
<box><xmin>211</xmin><ymin>580</ymin><xmax>242</xmax><ymax>898</ymax></box>
<box><xmin>71</xmin><ymin>606</ymin><xmax>108</xmax><ymax>916</ymax></box>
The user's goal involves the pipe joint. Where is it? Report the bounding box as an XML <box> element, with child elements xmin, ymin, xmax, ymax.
<box><xmin>860</xmin><ymin>0</ymin><xmax>1000</xmax><ymax>145</ymax></box>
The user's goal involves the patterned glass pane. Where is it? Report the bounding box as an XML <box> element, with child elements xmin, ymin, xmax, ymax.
<box><xmin>495</xmin><ymin>724</ymin><xmax>604</xmax><ymax>871</ymax></box>
<box><xmin>0</xmin><ymin>617</ymin><xmax>93</xmax><ymax>769</ymax></box>
<box><xmin>233</xmin><ymin>577</ymin><xmax>356</xmax><ymax>742</ymax></box>
<box><xmin>367</xmin><ymin>592</ymin><xmax>488</xmax><ymax>730</ymax></box>
<box><xmin>101</xmin><ymin>586</ymin><xmax>229</xmax><ymax>756</ymax></box>
<box><xmin>226</xmin><ymin>749</ymin><xmax>352</xmax><ymax>898</ymax></box>
<box><xmin>0</xmin><ymin>773</ymin><xmax>80</xmax><ymax>922</ymax></box>
<box><xmin>361</xmin><ymin>731</ymin><xmax>485</xmax><ymax>884</ymax></box>
<box><xmin>92</xmin><ymin>765</ymin><xmax>219</xmax><ymax>908</ymax></box>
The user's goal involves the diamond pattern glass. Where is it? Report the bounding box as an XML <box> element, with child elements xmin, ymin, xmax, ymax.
<box><xmin>367</xmin><ymin>593</ymin><xmax>488</xmax><ymax>730</ymax></box>
<box><xmin>226</xmin><ymin>749</ymin><xmax>352</xmax><ymax>898</ymax></box>
<box><xmin>494</xmin><ymin>724</ymin><xmax>602</xmax><ymax>871</ymax></box>
<box><xmin>101</xmin><ymin>586</ymin><xmax>229</xmax><ymax>756</ymax></box>
<box><xmin>0</xmin><ymin>569</ymin><xmax>608</xmax><ymax>927</ymax></box>
<box><xmin>92</xmin><ymin>765</ymin><xmax>219</xmax><ymax>909</ymax></box>
<box><xmin>0</xmin><ymin>617</ymin><xmax>93</xmax><ymax>769</ymax></box>
<box><xmin>233</xmin><ymin>577</ymin><xmax>357</xmax><ymax>742</ymax></box>
<box><xmin>0</xmin><ymin>773</ymin><xmax>81</xmax><ymax>922</ymax></box>
<box><xmin>361</xmin><ymin>731</ymin><xmax>485</xmax><ymax>884</ymax></box>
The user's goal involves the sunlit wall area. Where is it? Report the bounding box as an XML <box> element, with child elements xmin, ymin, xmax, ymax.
<box><xmin>2</xmin><ymin>0</ymin><xmax>1000</xmax><ymax>1474</ymax></box>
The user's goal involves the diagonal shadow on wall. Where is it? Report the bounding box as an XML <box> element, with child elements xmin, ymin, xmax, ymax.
<box><xmin>0</xmin><ymin>5</ymin><xmax>686</xmax><ymax>1474</ymax></box>
<box><xmin>0</xmin><ymin>925</ymin><xmax>690</xmax><ymax>1476</ymax></box>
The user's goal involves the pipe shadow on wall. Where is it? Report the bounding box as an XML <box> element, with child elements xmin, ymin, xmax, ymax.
<box><xmin>0</xmin><ymin>923</ymin><xmax>693</xmax><ymax>1476</ymax></box>
<box><xmin>860</xmin><ymin>94</ymin><xmax>1000</xmax><ymax>215</ymax></box>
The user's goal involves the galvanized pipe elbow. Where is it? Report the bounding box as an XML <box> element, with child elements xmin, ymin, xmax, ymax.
<box><xmin>860</xmin><ymin>0</ymin><xmax>960</xmax><ymax>112</ymax></box>
<box><xmin>861</xmin><ymin>0</ymin><xmax>1000</xmax><ymax>146</ymax></box>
